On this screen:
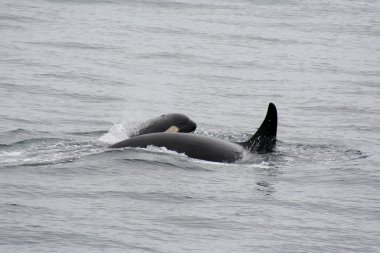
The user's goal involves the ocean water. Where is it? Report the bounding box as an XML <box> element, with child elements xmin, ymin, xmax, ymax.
<box><xmin>0</xmin><ymin>0</ymin><xmax>379</xmax><ymax>252</ymax></box>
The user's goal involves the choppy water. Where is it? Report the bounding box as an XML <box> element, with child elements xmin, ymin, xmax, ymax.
<box><xmin>1</xmin><ymin>0</ymin><xmax>379</xmax><ymax>252</ymax></box>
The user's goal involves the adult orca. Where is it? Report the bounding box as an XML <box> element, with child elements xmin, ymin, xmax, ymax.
<box><xmin>110</xmin><ymin>103</ymin><xmax>277</xmax><ymax>163</ymax></box>
<box><xmin>130</xmin><ymin>113</ymin><xmax>197</xmax><ymax>137</ymax></box>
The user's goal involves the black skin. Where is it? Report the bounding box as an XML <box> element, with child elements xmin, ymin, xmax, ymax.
<box><xmin>110</xmin><ymin>103</ymin><xmax>278</xmax><ymax>163</ymax></box>
<box><xmin>112</xmin><ymin>132</ymin><xmax>244</xmax><ymax>163</ymax></box>
<box><xmin>130</xmin><ymin>113</ymin><xmax>197</xmax><ymax>137</ymax></box>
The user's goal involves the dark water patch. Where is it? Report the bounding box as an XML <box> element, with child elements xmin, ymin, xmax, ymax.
<box><xmin>5</xmin><ymin>81</ymin><xmax>123</xmax><ymax>103</ymax></box>
<box><xmin>1</xmin><ymin>202</ymin><xmax>55</xmax><ymax>213</ymax></box>
<box><xmin>0</xmin><ymin>24</ymin><xmax>26</xmax><ymax>30</ymax></box>
<box><xmin>35</xmin><ymin>72</ymin><xmax>128</xmax><ymax>90</ymax></box>
<box><xmin>164</xmin><ymin>215</ymin><xmax>236</xmax><ymax>230</ymax></box>
<box><xmin>0</xmin><ymin>129</ymin><xmax>55</xmax><ymax>146</ymax></box>
<box><xmin>194</xmin><ymin>73</ymin><xmax>248</xmax><ymax>84</ymax></box>
<box><xmin>0</xmin><ymin>228</ymin><xmax>138</xmax><ymax>250</ymax></box>
<box><xmin>26</xmin><ymin>41</ymin><xmax>122</xmax><ymax>51</ymax></box>
<box><xmin>282</xmin><ymin>142</ymin><xmax>366</xmax><ymax>160</ymax></box>
<box><xmin>6</xmin><ymin>137</ymin><xmax>67</xmax><ymax>147</ymax></box>
<box><xmin>256</xmin><ymin>180</ymin><xmax>270</xmax><ymax>187</ymax></box>
<box><xmin>345</xmin><ymin>149</ymin><xmax>370</xmax><ymax>160</ymax></box>
<box><xmin>2</xmin><ymin>128</ymin><xmax>33</xmax><ymax>134</ymax></box>
<box><xmin>24</xmin><ymin>189</ymin><xmax>204</xmax><ymax>205</ymax></box>
<box><xmin>46</xmin><ymin>0</ymin><xmax>121</xmax><ymax>5</ymax></box>
<box><xmin>138</xmin><ymin>51</ymin><xmax>199</xmax><ymax>61</ymax></box>
<box><xmin>128</xmin><ymin>0</ymin><xmax>242</xmax><ymax>11</ymax></box>
<box><xmin>141</xmin><ymin>26</ymin><xmax>189</xmax><ymax>36</ymax></box>
<box><xmin>0</xmin><ymin>82</ymin><xmax>61</xmax><ymax>96</ymax></box>
<box><xmin>68</xmin><ymin>130</ymin><xmax>108</xmax><ymax>137</ymax></box>
<box><xmin>229</xmin><ymin>33</ymin><xmax>316</xmax><ymax>46</ymax></box>
<box><xmin>122</xmin><ymin>191</ymin><xmax>200</xmax><ymax>204</ymax></box>
<box><xmin>298</xmin><ymin>104</ymin><xmax>373</xmax><ymax>115</ymax></box>
<box><xmin>0</xmin><ymin>116</ymin><xmax>39</xmax><ymax>125</ymax></box>
<box><xmin>0</xmin><ymin>13</ymin><xmax>43</xmax><ymax>23</ymax></box>
<box><xmin>255</xmin><ymin>180</ymin><xmax>275</xmax><ymax>195</ymax></box>
<box><xmin>0</xmin><ymin>82</ymin><xmax>17</xmax><ymax>88</ymax></box>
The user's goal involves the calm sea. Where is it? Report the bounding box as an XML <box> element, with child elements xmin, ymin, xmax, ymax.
<box><xmin>0</xmin><ymin>0</ymin><xmax>379</xmax><ymax>252</ymax></box>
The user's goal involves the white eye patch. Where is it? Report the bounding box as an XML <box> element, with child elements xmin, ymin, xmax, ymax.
<box><xmin>165</xmin><ymin>126</ymin><xmax>179</xmax><ymax>133</ymax></box>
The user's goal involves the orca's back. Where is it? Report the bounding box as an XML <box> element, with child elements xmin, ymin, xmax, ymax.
<box><xmin>110</xmin><ymin>133</ymin><xmax>244</xmax><ymax>163</ymax></box>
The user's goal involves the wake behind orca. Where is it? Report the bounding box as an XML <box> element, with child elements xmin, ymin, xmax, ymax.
<box><xmin>110</xmin><ymin>103</ymin><xmax>277</xmax><ymax>163</ymax></box>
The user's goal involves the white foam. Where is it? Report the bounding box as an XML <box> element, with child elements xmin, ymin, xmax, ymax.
<box><xmin>98</xmin><ymin>111</ymin><xmax>155</xmax><ymax>144</ymax></box>
<box><xmin>0</xmin><ymin>150</ymin><xmax>23</xmax><ymax>157</ymax></box>
<box><xmin>98</xmin><ymin>123</ymin><xmax>130</xmax><ymax>144</ymax></box>
<box><xmin>142</xmin><ymin>145</ymin><xmax>188</xmax><ymax>158</ymax></box>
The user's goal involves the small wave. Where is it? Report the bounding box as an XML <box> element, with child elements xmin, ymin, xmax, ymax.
<box><xmin>26</xmin><ymin>41</ymin><xmax>121</xmax><ymax>51</ymax></box>
<box><xmin>277</xmin><ymin>142</ymin><xmax>368</xmax><ymax>167</ymax></box>
<box><xmin>0</xmin><ymin>129</ymin><xmax>55</xmax><ymax>146</ymax></box>
<box><xmin>0</xmin><ymin>13</ymin><xmax>42</xmax><ymax>23</ymax></box>
<box><xmin>68</xmin><ymin>130</ymin><xmax>108</xmax><ymax>137</ymax></box>
<box><xmin>0</xmin><ymin>136</ymin><xmax>106</xmax><ymax>168</ymax></box>
<box><xmin>2</xmin><ymin>128</ymin><xmax>31</xmax><ymax>134</ymax></box>
<box><xmin>8</xmin><ymin>137</ymin><xmax>66</xmax><ymax>146</ymax></box>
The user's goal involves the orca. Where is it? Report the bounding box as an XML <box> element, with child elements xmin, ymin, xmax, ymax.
<box><xmin>110</xmin><ymin>103</ymin><xmax>277</xmax><ymax>163</ymax></box>
<box><xmin>130</xmin><ymin>113</ymin><xmax>197</xmax><ymax>137</ymax></box>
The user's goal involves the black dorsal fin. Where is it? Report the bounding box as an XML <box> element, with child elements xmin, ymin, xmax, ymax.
<box><xmin>239</xmin><ymin>103</ymin><xmax>277</xmax><ymax>152</ymax></box>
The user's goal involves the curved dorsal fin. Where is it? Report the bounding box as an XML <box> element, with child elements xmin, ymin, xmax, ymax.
<box><xmin>239</xmin><ymin>103</ymin><xmax>277</xmax><ymax>152</ymax></box>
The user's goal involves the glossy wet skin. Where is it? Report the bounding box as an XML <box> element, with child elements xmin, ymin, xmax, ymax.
<box><xmin>111</xmin><ymin>104</ymin><xmax>277</xmax><ymax>163</ymax></box>
<box><xmin>130</xmin><ymin>113</ymin><xmax>197</xmax><ymax>137</ymax></box>
<box><xmin>110</xmin><ymin>132</ymin><xmax>244</xmax><ymax>163</ymax></box>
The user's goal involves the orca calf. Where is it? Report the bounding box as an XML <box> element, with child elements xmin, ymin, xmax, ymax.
<box><xmin>130</xmin><ymin>113</ymin><xmax>197</xmax><ymax>137</ymax></box>
<box><xmin>110</xmin><ymin>103</ymin><xmax>277</xmax><ymax>163</ymax></box>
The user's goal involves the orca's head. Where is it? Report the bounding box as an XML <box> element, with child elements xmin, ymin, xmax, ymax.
<box><xmin>131</xmin><ymin>113</ymin><xmax>197</xmax><ymax>137</ymax></box>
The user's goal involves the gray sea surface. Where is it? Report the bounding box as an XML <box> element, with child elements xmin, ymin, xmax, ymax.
<box><xmin>0</xmin><ymin>0</ymin><xmax>379</xmax><ymax>252</ymax></box>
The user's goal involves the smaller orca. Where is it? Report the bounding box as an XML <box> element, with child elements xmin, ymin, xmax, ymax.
<box><xmin>110</xmin><ymin>103</ymin><xmax>277</xmax><ymax>163</ymax></box>
<box><xmin>130</xmin><ymin>113</ymin><xmax>197</xmax><ymax>137</ymax></box>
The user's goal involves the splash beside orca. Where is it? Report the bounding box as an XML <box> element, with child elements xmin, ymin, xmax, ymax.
<box><xmin>110</xmin><ymin>103</ymin><xmax>277</xmax><ymax>163</ymax></box>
